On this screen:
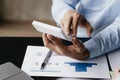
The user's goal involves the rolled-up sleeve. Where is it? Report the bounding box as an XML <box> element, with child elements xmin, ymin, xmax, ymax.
<box><xmin>51</xmin><ymin>0</ymin><xmax>79</xmax><ymax>24</ymax></box>
<box><xmin>84</xmin><ymin>14</ymin><xmax>120</xmax><ymax>59</ymax></box>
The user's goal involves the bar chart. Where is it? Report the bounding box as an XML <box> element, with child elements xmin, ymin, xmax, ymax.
<box><xmin>65</xmin><ymin>62</ymin><xmax>97</xmax><ymax>72</ymax></box>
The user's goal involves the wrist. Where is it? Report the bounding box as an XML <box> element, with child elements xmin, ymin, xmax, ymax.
<box><xmin>80</xmin><ymin>47</ymin><xmax>90</xmax><ymax>60</ymax></box>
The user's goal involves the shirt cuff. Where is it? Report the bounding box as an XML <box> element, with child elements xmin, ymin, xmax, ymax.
<box><xmin>57</xmin><ymin>8</ymin><xmax>73</xmax><ymax>24</ymax></box>
<box><xmin>84</xmin><ymin>38</ymin><xmax>101</xmax><ymax>59</ymax></box>
<box><xmin>52</xmin><ymin>3</ymin><xmax>74</xmax><ymax>24</ymax></box>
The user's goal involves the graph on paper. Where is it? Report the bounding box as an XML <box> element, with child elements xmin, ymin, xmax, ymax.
<box><xmin>30</xmin><ymin>62</ymin><xmax>97</xmax><ymax>73</ymax></box>
<box><xmin>21</xmin><ymin>46</ymin><xmax>110</xmax><ymax>78</ymax></box>
<box><xmin>65</xmin><ymin>62</ymin><xmax>97</xmax><ymax>72</ymax></box>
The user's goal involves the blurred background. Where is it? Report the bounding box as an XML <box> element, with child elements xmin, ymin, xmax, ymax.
<box><xmin>0</xmin><ymin>0</ymin><xmax>55</xmax><ymax>37</ymax></box>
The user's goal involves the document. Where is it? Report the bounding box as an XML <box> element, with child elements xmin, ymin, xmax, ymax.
<box><xmin>21</xmin><ymin>46</ymin><xmax>110</xmax><ymax>79</ymax></box>
<box><xmin>107</xmin><ymin>49</ymin><xmax>120</xmax><ymax>71</ymax></box>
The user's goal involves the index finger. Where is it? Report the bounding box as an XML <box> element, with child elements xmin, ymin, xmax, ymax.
<box><xmin>62</xmin><ymin>17</ymin><xmax>73</xmax><ymax>36</ymax></box>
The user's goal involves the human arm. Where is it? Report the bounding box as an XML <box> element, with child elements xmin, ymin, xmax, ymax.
<box><xmin>52</xmin><ymin>0</ymin><xmax>79</xmax><ymax>24</ymax></box>
<box><xmin>42</xmin><ymin>14</ymin><xmax>120</xmax><ymax>60</ymax></box>
<box><xmin>84</xmin><ymin>14</ymin><xmax>120</xmax><ymax>59</ymax></box>
<box><xmin>50</xmin><ymin>0</ymin><xmax>120</xmax><ymax>60</ymax></box>
<box><xmin>52</xmin><ymin>0</ymin><xmax>93</xmax><ymax>37</ymax></box>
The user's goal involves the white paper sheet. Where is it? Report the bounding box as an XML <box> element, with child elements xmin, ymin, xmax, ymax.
<box><xmin>107</xmin><ymin>49</ymin><xmax>120</xmax><ymax>71</ymax></box>
<box><xmin>21</xmin><ymin>46</ymin><xmax>110</xmax><ymax>79</ymax></box>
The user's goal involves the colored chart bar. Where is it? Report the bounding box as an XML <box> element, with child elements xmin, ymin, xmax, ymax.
<box><xmin>65</xmin><ymin>62</ymin><xmax>97</xmax><ymax>72</ymax></box>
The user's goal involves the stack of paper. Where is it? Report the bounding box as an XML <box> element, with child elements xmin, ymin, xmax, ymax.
<box><xmin>21</xmin><ymin>46</ymin><xmax>110</xmax><ymax>79</ymax></box>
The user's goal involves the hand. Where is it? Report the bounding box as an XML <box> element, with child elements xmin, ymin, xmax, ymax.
<box><xmin>112</xmin><ymin>68</ymin><xmax>120</xmax><ymax>80</ymax></box>
<box><xmin>42</xmin><ymin>33</ymin><xmax>90</xmax><ymax>60</ymax></box>
<box><xmin>61</xmin><ymin>10</ymin><xmax>93</xmax><ymax>37</ymax></box>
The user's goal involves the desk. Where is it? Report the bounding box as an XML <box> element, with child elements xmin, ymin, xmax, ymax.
<box><xmin>0</xmin><ymin>37</ymin><xmax>90</xmax><ymax>80</ymax></box>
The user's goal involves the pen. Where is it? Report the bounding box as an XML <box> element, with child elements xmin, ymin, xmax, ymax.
<box><xmin>40</xmin><ymin>50</ymin><xmax>52</xmax><ymax>69</ymax></box>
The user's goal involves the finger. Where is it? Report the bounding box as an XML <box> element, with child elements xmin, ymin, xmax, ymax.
<box><xmin>42</xmin><ymin>33</ymin><xmax>55</xmax><ymax>50</ymax></box>
<box><xmin>72</xmin><ymin>38</ymin><xmax>83</xmax><ymax>47</ymax></box>
<box><xmin>62</xmin><ymin>17</ymin><xmax>73</xmax><ymax>36</ymax></box>
<box><xmin>47</xmin><ymin>34</ymin><xmax>61</xmax><ymax>45</ymax></box>
<box><xmin>47</xmin><ymin>34</ymin><xmax>66</xmax><ymax>55</ymax></box>
<box><xmin>60</xmin><ymin>20</ymin><xmax>64</xmax><ymax>30</ymax></box>
<box><xmin>72</xmin><ymin>13</ymin><xmax>80</xmax><ymax>38</ymax></box>
<box><xmin>85</xmin><ymin>23</ymin><xmax>93</xmax><ymax>36</ymax></box>
<box><xmin>43</xmin><ymin>34</ymin><xmax>65</xmax><ymax>56</ymax></box>
<box><xmin>79</xmin><ymin>15</ymin><xmax>93</xmax><ymax>36</ymax></box>
<box><xmin>79</xmin><ymin>15</ymin><xmax>87</xmax><ymax>26</ymax></box>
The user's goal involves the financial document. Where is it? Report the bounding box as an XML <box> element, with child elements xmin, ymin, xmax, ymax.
<box><xmin>21</xmin><ymin>46</ymin><xmax>110</xmax><ymax>79</ymax></box>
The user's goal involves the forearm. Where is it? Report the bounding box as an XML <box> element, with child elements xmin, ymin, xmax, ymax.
<box><xmin>51</xmin><ymin>0</ymin><xmax>79</xmax><ymax>24</ymax></box>
<box><xmin>84</xmin><ymin>15</ymin><xmax>120</xmax><ymax>59</ymax></box>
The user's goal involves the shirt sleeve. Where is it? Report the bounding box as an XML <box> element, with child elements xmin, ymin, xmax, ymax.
<box><xmin>51</xmin><ymin>0</ymin><xmax>79</xmax><ymax>24</ymax></box>
<box><xmin>84</xmin><ymin>14</ymin><xmax>120</xmax><ymax>59</ymax></box>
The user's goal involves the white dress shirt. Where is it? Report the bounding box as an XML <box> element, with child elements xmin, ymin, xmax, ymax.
<box><xmin>52</xmin><ymin>0</ymin><xmax>120</xmax><ymax>59</ymax></box>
